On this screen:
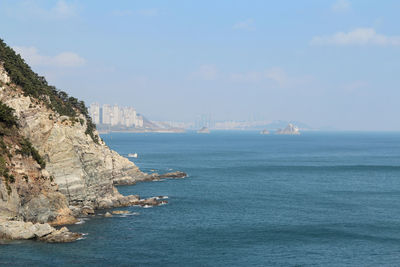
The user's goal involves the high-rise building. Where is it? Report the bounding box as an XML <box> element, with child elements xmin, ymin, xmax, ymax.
<box><xmin>111</xmin><ymin>105</ymin><xmax>120</xmax><ymax>126</ymax></box>
<box><xmin>102</xmin><ymin>104</ymin><xmax>112</xmax><ymax>125</ymax></box>
<box><xmin>195</xmin><ymin>114</ymin><xmax>214</xmax><ymax>129</ymax></box>
<box><xmin>94</xmin><ymin>103</ymin><xmax>142</xmax><ymax>127</ymax></box>
<box><xmin>121</xmin><ymin>107</ymin><xmax>137</xmax><ymax>127</ymax></box>
<box><xmin>89</xmin><ymin>103</ymin><xmax>100</xmax><ymax>124</ymax></box>
<box><xmin>136</xmin><ymin>115</ymin><xmax>144</xmax><ymax>128</ymax></box>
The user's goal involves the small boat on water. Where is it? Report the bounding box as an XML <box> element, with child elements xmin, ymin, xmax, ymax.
<box><xmin>128</xmin><ymin>153</ymin><xmax>138</xmax><ymax>158</ymax></box>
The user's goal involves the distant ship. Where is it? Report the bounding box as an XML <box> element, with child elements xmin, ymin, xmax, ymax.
<box><xmin>197</xmin><ymin>127</ymin><xmax>210</xmax><ymax>134</ymax></box>
<box><xmin>260</xmin><ymin>129</ymin><xmax>270</xmax><ymax>135</ymax></box>
<box><xmin>128</xmin><ymin>153</ymin><xmax>138</xmax><ymax>158</ymax></box>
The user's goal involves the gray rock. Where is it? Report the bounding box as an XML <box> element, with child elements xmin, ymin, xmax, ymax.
<box><xmin>112</xmin><ymin>210</ymin><xmax>130</xmax><ymax>215</ymax></box>
<box><xmin>156</xmin><ymin>171</ymin><xmax>187</xmax><ymax>179</ymax></box>
<box><xmin>39</xmin><ymin>226</ymin><xmax>82</xmax><ymax>243</ymax></box>
<box><xmin>0</xmin><ymin>220</ymin><xmax>70</xmax><ymax>241</ymax></box>
<box><xmin>275</xmin><ymin>124</ymin><xmax>301</xmax><ymax>135</ymax></box>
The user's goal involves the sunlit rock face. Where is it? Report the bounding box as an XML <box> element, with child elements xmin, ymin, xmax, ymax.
<box><xmin>0</xmin><ymin>64</ymin><xmax>148</xmax><ymax>212</ymax></box>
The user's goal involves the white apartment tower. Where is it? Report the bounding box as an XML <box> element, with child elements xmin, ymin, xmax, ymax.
<box><xmin>102</xmin><ymin>104</ymin><xmax>112</xmax><ymax>125</ymax></box>
<box><xmin>111</xmin><ymin>105</ymin><xmax>120</xmax><ymax>126</ymax></box>
<box><xmin>89</xmin><ymin>103</ymin><xmax>100</xmax><ymax>124</ymax></box>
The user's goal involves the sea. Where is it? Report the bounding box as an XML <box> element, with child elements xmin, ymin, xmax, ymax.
<box><xmin>2</xmin><ymin>131</ymin><xmax>400</xmax><ymax>266</ymax></box>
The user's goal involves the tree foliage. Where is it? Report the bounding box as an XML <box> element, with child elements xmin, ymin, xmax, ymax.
<box><xmin>0</xmin><ymin>101</ymin><xmax>17</xmax><ymax>127</ymax></box>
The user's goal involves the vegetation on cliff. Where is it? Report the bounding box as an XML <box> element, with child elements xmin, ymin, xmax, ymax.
<box><xmin>16</xmin><ymin>138</ymin><xmax>46</xmax><ymax>169</ymax></box>
<box><xmin>0</xmin><ymin>100</ymin><xmax>46</xmax><ymax>171</ymax></box>
<box><xmin>0</xmin><ymin>101</ymin><xmax>17</xmax><ymax>128</ymax></box>
<box><xmin>0</xmin><ymin>39</ymin><xmax>98</xmax><ymax>143</ymax></box>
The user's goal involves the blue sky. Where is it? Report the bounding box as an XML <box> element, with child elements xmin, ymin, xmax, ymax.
<box><xmin>1</xmin><ymin>0</ymin><xmax>400</xmax><ymax>130</ymax></box>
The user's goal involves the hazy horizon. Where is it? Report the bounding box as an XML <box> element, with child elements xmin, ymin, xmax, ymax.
<box><xmin>1</xmin><ymin>0</ymin><xmax>399</xmax><ymax>130</ymax></box>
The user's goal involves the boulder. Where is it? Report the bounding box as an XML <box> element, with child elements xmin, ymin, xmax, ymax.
<box><xmin>39</xmin><ymin>226</ymin><xmax>82</xmax><ymax>243</ymax></box>
<box><xmin>0</xmin><ymin>220</ymin><xmax>80</xmax><ymax>242</ymax></box>
<box><xmin>155</xmin><ymin>171</ymin><xmax>187</xmax><ymax>179</ymax></box>
<box><xmin>112</xmin><ymin>210</ymin><xmax>130</xmax><ymax>215</ymax></box>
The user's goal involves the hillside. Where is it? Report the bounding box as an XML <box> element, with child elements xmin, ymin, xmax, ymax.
<box><xmin>0</xmin><ymin>39</ymin><xmax>179</xmax><ymax>242</ymax></box>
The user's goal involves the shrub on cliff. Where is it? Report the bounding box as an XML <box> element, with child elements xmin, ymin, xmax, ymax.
<box><xmin>16</xmin><ymin>138</ymin><xmax>46</xmax><ymax>169</ymax></box>
<box><xmin>0</xmin><ymin>156</ymin><xmax>6</xmax><ymax>175</ymax></box>
<box><xmin>0</xmin><ymin>101</ymin><xmax>17</xmax><ymax>128</ymax></box>
<box><xmin>0</xmin><ymin>39</ymin><xmax>98</xmax><ymax>143</ymax></box>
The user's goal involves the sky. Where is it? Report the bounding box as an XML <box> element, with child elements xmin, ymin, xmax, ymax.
<box><xmin>1</xmin><ymin>0</ymin><xmax>400</xmax><ymax>130</ymax></box>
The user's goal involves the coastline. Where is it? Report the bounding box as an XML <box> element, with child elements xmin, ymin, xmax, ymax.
<box><xmin>98</xmin><ymin>128</ymin><xmax>186</xmax><ymax>134</ymax></box>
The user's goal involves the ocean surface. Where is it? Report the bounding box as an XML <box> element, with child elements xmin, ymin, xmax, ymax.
<box><xmin>2</xmin><ymin>131</ymin><xmax>400</xmax><ymax>266</ymax></box>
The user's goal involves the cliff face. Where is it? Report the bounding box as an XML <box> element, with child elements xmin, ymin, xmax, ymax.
<box><xmin>0</xmin><ymin>64</ymin><xmax>149</xmax><ymax>213</ymax></box>
<box><xmin>0</xmin><ymin>136</ymin><xmax>73</xmax><ymax>225</ymax></box>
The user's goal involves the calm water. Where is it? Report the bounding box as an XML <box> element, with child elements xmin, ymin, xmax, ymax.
<box><xmin>2</xmin><ymin>131</ymin><xmax>400</xmax><ymax>266</ymax></box>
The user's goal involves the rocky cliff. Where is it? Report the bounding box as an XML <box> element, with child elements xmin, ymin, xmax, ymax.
<box><xmin>0</xmin><ymin>64</ymin><xmax>151</xmax><ymax>212</ymax></box>
<box><xmin>0</xmin><ymin>39</ymin><xmax>184</xmax><ymax>242</ymax></box>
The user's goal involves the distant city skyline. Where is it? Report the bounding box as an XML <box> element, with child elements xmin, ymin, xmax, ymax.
<box><xmin>2</xmin><ymin>0</ymin><xmax>400</xmax><ymax>130</ymax></box>
<box><xmin>89</xmin><ymin>103</ymin><xmax>143</xmax><ymax>128</ymax></box>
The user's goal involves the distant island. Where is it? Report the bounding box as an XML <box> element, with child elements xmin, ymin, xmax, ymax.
<box><xmin>275</xmin><ymin>124</ymin><xmax>301</xmax><ymax>135</ymax></box>
<box><xmin>260</xmin><ymin>129</ymin><xmax>270</xmax><ymax>135</ymax></box>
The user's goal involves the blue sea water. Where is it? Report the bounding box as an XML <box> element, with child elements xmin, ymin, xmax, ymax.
<box><xmin>2</xmin><ymin>131</ymin><xmax>400</xmax><ymax>266</ymax></box>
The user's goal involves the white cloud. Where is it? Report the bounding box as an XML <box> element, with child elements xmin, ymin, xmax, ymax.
<box><xmin>14</xmin><ymin>46</ymin><xmax>86</xmax><ymax>67</ymax></box>
<box><xmin>11</xmin><ymin>0</ymin><xmax>78</xmax><ymax>20</ymax></box>
<box><xmin>189</xmin><ymin>65</ymin><xmax>218</xmax><ymax>81</ymax></box>
<box><xmin>51</xmin><ymin>0</ymin><xmax>77</xmax><ymax>18</ymax></box>
<box><xmin>230</xmin><ymin>68</ymin><xmax>288</xmax><ymax>87</ymax></box>
<box><xmin>331</xmin><ymin>0</ymin><xmax>351</xmax><ymax>12</ymax></box>
<box><xmin>310</xmin><ymin>28</ymin><xmax>400</xmax><ymax>46</ymax></box>
<box><xmin>233</xmin><ymin>19</ymin><xmax>255</xmax><ymax>31</ymax></box>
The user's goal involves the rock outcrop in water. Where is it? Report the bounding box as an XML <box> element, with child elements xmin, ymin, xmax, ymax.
<box><xmin>275</xmin><ymin>123</ymin><xmax>300</xmax><ymax>135</ymax></box>
<box><xmin>0</xmin><ymin>39</ymin><xmax>186</xmax><ymax>242</ymax></box>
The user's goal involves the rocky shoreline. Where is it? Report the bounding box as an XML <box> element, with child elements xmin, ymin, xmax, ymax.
<box><xmin>0</xmin><ymin>171</ymin><xmax>187</xmax><ymax>243</ymax></box>
<box><xmin>113</xmin><ymin>171</ymin><xmax>187</xmax><ymax>185</ymax></box>
<box><xmin>0</xmin><ymin>220</ymin><xmax>81</xmax><ymax>243</ymax></box>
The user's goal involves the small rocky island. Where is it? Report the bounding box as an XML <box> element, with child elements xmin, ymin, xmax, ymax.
<box><xmin>260</xmin><ymin>129</ymin><xmax>270</xmax><ymax>135</ymax></box>
<box><xmin>0</xmin><ymin>39</ymin><xmax>187</xmax><ymax>243</ymax></box>
<box><xmin>197</xmin><ymin>127</ymin><xmax>210</xmax><ymax>134</ymax></box>
<box><xmin>275</xmin><ymin>123</ymin><xmax>301</xmax><ymax>135</ymax></box>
